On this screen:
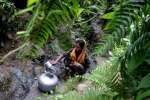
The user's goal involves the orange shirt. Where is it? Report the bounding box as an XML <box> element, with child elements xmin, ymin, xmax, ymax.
<box><xmin>70</xmin><ymin>48</ymin><xmax>86</xmax><ymax>64</ymax></box>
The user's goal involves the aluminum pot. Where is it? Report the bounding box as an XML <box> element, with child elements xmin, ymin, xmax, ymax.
<box><xmin>44</xmin><ymin>61</ymin><xmax>57</xmax><ymax>74</ymax></box>
<box><xmin>44</xmin><ymin>61</ymin><xmax>65</xmax><ymax>77</ymax></box>
<box><xmin>38</xmin><ymin>72</ymin><xmax>59</xmax><ymax>92</ymax></box>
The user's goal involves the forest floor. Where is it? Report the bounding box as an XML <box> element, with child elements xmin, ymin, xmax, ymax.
<box><xmin>0</xmin><ymin>13</ymin><xmax>107</xmax><ymax>100</ymax></box>
<box><xmin>0</xmin><ymin>41</ymin><xmax>107</xmax><ymax>100</ymax></box>
<box><xmin>0</xmin><ymin>39</ymin><xmax>43</xmax><ymax>100</ymax></box>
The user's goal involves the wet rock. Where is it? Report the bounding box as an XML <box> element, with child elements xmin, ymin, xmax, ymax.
<box><xmin>8</xmin><ymin>67</ymin><xmax>34</xmax><ymax>100</ymax></box>
<box><xmin>0</xmin><ymin>60</ymin><xmax>49</xmax><ymax>100</ymax></box>
<box><xmin>24</xmin><ymin>81</ymin><xmax>42</xmax><ymax>100</ymax></box>
<box><xmin>0</xmin><ymin>66</ymin><xmax>12</xmax><ymax>100</ymax></box>
<box><xmin>33</xmin><ymin>65</ymin><xmax>43</xmax><ymax>77</ymax></box>
<box><xmin>0</xmin><ymin>66</ymin><xmax>11</xmax><ymax>91</ymax></box>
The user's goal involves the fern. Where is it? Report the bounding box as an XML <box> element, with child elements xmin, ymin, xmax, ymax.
<box><xmin>61</xmin><ymin>87</ymin><xmax>117</xmax><ymax>100</ymax></box>
<box><xmin>99</xmin><ymin>1</ymin><xmax>150</xmax><ymax>98</ymax></box>
<box><xmin>17</xmin><ymin>0</ymin><xmax>109</xmax><ymax>58</ymax></box>
<box><xmin>121</xmin><ymin>8</ymin><xmax>150</xmax><ymax>73</ymax></box>
<box><xmin>127</xmin><ymin>32</ymin><xmax>150</xmax><ymax>73</ymax></box>
<box><xmin>37</xmin><ymin>44</ymin><xmax>125</xmax><ymax>100</ymax></box>
<box><xmin>51</xmin><ymin>86</ymin><xmax>117</xmax><ymax>100</ymax></box>
<box><xmin>120</xmin><ymin>15</ymin><xmax>150</xmax><ymax>98</ymax></box>
<box><xmin>17</xmin><ymin>0</ymin><xmax>74</xmax><ymax>57</ymax></box>
<box><xmin>97</xmin><ymin>0</ymin><xmax>146</xmax><ymax>55</ymax></box>
<box><xmin>58</xmin><ymin>1</ymin><xmax>150</xmax><ymax>100</ymax></box>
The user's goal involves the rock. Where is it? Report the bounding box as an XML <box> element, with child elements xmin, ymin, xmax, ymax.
<box><xmin>8</xmin><ymin>67</ymin><xmax>34</xmax><ymax>100</ymax></box>
<box><xmin>0</xmin><ymin>66</ymin><xmax>11</xmax><ymax>92</ymax></box>
<box><xmin>76</xmin><ymin>81</ymin><xmax>91</xmax><ymax>95</ymax></box>
<box><xmin>0</xmin><ymin>66</ymin><xmax>12</xmax><ymax>100</ymax></box>
<box><xmin>0</xmin><ymin>59</ymin><xmax>46</xmax><ymax>100</ymax></box>
<box><xmin>33</xmin><ymin>65</ymin><xmax>43</xmax><ymax>77</ymax></box>
<box><xmin>24</xmin><ymin>81</ymin><xmax>42</xmax><ymax>100</ymax></box>
<box><xmin>95</xmin><ymin>56</ymin><xmax>107</xmax><ymax>65</ymax></box>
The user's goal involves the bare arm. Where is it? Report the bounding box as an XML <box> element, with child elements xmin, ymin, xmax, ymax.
<box><xmin>50</xmin><ymin>48</ymin><xmax>73</xmax><ymax>65</ymax></box>
<box><xmin>49</xmin><ymin>54</ymin><xmax>64</xmax><ymax>65</ymax></box>
<box><xmin>54</xmin><ymin>54</ymin><xmax>64</xmax><ymax>63</ymax></box>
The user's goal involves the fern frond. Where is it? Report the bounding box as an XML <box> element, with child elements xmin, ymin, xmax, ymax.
<box><xmin>110</xmin><ymin>5</ymin><xmax>150</xmax><ymax>97</ymax></box>
<box><xmin>126</xmin><ymin>32</ymin><xmax>150</xmax><ymax>73</ymax></box>
<box><xmin>98</xmin><ymin>0</ymin><xmax>146</xmax><ymax>55</ymax></box>
<box><xmin>19</xmin><ymin>0</ymin><xmax>74</xmax><ymax>57</ymax></box>
<box><xmin>54</xmin><ymin>87</ymin><xmax>117</xmax><ymax>100</ymax></box>
<box><xmin>123</xmin><ymin>14</ymin><xmax>150</xmax><ymax>73</ymax></box>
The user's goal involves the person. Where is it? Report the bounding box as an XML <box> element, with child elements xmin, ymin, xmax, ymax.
<box><xmin>50</xmin><ymin>38</ymin><xmax>90</xmax><ymax>76</ymax></box>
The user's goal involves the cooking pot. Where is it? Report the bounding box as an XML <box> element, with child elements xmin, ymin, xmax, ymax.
<box><xmin>44</xmin><ymin>61</ymin><xmax>66</xmax><ymax>77</ymax></box>
<box><xmin>44</xmin><ymin>61</ymin><xmax>56</xmax><ymax>73</ymax></box>
<box><xmin>38</xmin><ymin>61</ymin><xmax>59</xmax><ymax>92</ymax></box>
<box><xmin>38</xmin><ymin>72</ymin><xmax>59</xmax><ymax>92</ymax></box>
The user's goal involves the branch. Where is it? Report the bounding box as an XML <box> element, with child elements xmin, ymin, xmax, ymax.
<box><xmin>0</xmin><ymin>42</ymin><xmax>29</xmax><ymax>64</ymax></box>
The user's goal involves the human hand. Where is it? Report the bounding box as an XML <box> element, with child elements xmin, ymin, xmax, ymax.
<box><xmin>63</xmin><ymin>52</ymin><xmax>68</xmax><ymax>56</ymax></box>
<box><xmin>49</xmin><ymin>60</ymin><xmax>57</xmax><ymax>65</ymax></box>
<box><xmin>73</xmin><ymin>62</ymin><xmax>81</xmax><ymax>66</ymax></box>
<box><xmin>69</xmin><ymin>62</ymin><xmax>74</xmax><ymax>67</ymax></box>
<box><xmin>69</xmin><ymin>62</ymin><xmax>80</xmax><ymax>67</ymax></box>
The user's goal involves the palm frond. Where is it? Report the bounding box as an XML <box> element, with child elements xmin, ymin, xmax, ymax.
<box><xmin>96</xmin><ymin>0</ymin><xmax>146</xmax><ymax>55</ymax></box>
<box><xmin>107</xmin><ymin>4</ymin><xmax>150</xmax><ymax>98</ymax></box>
<box><xmin>18</xmin><ymin>0</ymin><xmax>73</xmax><ymax>57</ymax></box>
<box><xmin>126</xmin><ymin>32</ymin><xmax>150</xmax><ymax>73</ymax></box>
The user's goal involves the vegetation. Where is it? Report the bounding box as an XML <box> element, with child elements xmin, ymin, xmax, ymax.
<box><xmin>0</xmin><ymin>0</ymin><xmax>16</xmax><ymax>47</ymax></box>
<box><xmin>0</xmin><ymin>0</ymin><xmax>150</xmax><ymax>100</ymax></box>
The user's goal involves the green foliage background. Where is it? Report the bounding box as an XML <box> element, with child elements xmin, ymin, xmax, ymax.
<box><xmin>1</xmin><ymin>0</ymin><xmax>150</xmax><ymax>100</ymax></box>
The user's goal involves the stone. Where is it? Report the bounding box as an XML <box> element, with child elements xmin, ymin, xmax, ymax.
<box><xmin>76</xmin><ymin>81</ymin><xmax>91</xmax><ymax>95</ymax></box>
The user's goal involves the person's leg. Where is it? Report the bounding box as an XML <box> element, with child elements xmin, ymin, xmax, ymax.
<box><xmin>72</xmin><ymin>63</ymin><xmax>85</xmax><ymax>75</ymax></box>
<box><xmin>63</xmin><ymin>56</ymin><xmax>71</xmax><ymax>66</ymax></box>
<box><xmin>63</xmin><ymin>56</ymin><xmax>73</xmax><ymax>76</ymax></box>
<box><xmin>63</xmin><ymin>57</ymin><xmax>85</xmax><ymax>76</ymax></box>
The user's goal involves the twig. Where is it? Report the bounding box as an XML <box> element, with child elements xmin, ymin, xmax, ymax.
<box><xmin>0</xmin><ymin>42</ymin><xmax>29</xmax><ymax>64</ymax></box>
<box><xmin>73</xmin><ymin>14</ymin><xmax>98</xmax><ymax>25</ymax></box>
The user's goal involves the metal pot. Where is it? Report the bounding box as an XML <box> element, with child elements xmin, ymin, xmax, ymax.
<box><xmin>44</xmin><ymin>61</ymin><xmax>66</xmax><ymax>77</ymax></box>
<box><xmin>38</xmin><ymin>72</ymin><xmax>59</xmax><ymax>92</ymax></box>
<box><xmin>44</xmin><ymin>61</ymin><xmax>57</xmax><ymax>74</ymax></box>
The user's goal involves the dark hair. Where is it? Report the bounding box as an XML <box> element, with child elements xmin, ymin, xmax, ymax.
<box><xmin>75</xmin><ymin>39</ymin><xmax>85</xmax><ymax>49</ymax></box>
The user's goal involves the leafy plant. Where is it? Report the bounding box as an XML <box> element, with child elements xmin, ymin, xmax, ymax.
<box><xmin>17</xmin><ymin>0</ymin><xmax>74</xmax><ymax>58</ymax></box>
<box><xmin>99</xmin><ymin>0</ymin><xmax>150</xmax><ymax>99</ymax></box>
<box><xmin>48</xmin><ymin>44</ymin><xmax>125</xmax><ymax>100</ymax></box>
<box><xmin>16</xmin><ymin>0</ymin><xmax>109</xmax><ymax>58</ymax></box>
<box><xmin>97</xmin><ymin>0</ymin><xmax>146</xmax><ymax>55</ymax></box>
<box><xmin>27</xmin><ymin>0</ymin><xmax>39</xmax><ymax>7</ymax></box>
<box><xmin>0</xmin><ymin>0</ymin><xmax>16</xmax><ymax>47</ymax></box>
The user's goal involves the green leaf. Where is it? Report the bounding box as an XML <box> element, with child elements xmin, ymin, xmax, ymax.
<box><xmin>137</xmin><ymin>73</ymin><xmax>150</xmax><ymax>90</ymax></box>
<box><xmin>136</xmin><ymin>90</ymin><xmax>150</xmax><ymax>100</ymax></box>
<box><xmin>145</xmin><ymin>58</ymin><xmax>150</xmax><ymax>65</ymax></box>
<box><xmin>76</xmin><ymin>8</ymin><xmax>84</xmax><ymax>18</ymax></box>
<box><xmin>27</xmin><ymin>0</ymin><xmax>39</xmax><ymax>7</ymax></box>
<box><xmin>101</xmin><ymin>12</ymin><xmax>115</xmax><ymax>19</ymax></box>
<box><xmin>127</xmin><ymin>52</ymin><xmax>145</xmax><ymax>73</ymax></box>
<box><xmin>17</xmin><ymin>31</ymin><xmax>30</xmax><ymax>37</ymax></box>
<box><xmin>14</xmin><ymin>6</ymin><xmax>34</xmax><ymax>16</ymax></box>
